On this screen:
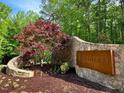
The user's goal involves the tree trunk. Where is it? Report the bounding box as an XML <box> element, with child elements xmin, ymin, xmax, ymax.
<box><xmin>120</xmin><ymin>0</ymin><xmax>124</xmax><ymax>41</ymax></box>
<box><xmin>110</xmin><ymin>19</ymin><xmax>114</xmax><ymax>43</ymax></box>
<box><xmin>104</xmin><ymin>0</ymin><xmax>107</xmax><ymax>33</ymax></box>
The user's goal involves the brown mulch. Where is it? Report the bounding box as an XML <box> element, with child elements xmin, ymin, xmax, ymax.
<box><xmin>0</xmin><ymin>65</ymin><xmax>120</xmax><ymax>93</ymax></box>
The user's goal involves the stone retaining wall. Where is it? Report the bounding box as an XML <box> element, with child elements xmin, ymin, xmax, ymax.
<box><xmin>71</xmin><ymin>36</ymin><xmax>124</xmax><ymax>92</ymax></box>
<box><xmin>6</xmin><ymin>56</ymin><xmax>34</xmax><ymax>78</ymax></box>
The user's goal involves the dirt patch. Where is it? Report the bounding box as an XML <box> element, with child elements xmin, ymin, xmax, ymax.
<box><xmin>0</xmin><ymin>65</ymin><xmax>119</xmax><ymax>93</ymax></box>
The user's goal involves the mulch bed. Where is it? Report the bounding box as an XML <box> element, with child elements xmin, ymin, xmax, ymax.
<box><xmin>0</xmin><ymin>65</ymin><xmax>120</xmax><ymax>93</ymax></box>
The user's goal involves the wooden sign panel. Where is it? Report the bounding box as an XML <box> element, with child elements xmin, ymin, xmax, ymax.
<box><xmin>76</xmin><ymin>50</ymin><xmax>115</xmax><ymax>75</ymax></box>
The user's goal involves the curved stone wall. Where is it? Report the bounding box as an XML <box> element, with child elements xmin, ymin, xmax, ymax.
<box><xmin>71</xmin><ymin>36</ymin><xmax>124</xmax><ymax>92</ymax></box>
<box><xmin>6</xmin><ymin>56</ymin><xmax>34</xmax><ymax>78</ymax></box>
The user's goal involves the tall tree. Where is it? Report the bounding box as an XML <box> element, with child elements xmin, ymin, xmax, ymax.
<box><xmin>40</xmin><ymin>0</ymin><xmax>124</xmax><ymax>43</ymax></box>
<box><xmin>120</xmin><ymin>0</ymin><xmax>124</xmax><ymax>41</ymax></box>
<box><xmin>0</xmin><ymin>2</ymin><xmax>12</xmax><ymax>23</ymax></box>
<box><xmin>0</xmin><ymin>10</ymin><xmax>39</xmax><ymax>63</ymax></box>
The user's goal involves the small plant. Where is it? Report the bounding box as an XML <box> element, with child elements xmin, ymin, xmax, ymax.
<box><xmin>60</xmin><ymin>62</ymin><xmax>70</xmax><ymax>74</ymax></box>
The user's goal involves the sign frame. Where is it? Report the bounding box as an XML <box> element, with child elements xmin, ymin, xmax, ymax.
<box><xmin>76</xmin><ymin>50</ymin><xmax>116</xmax><ymax>75</ymax></box>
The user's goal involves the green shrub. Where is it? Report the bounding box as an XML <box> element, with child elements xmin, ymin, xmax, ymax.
<box><xmin>0</xmin><ymin>11</ymin><xmax>39</xmax><ymax>64</ymax></box>
<box><xmin>60</xmin><ymin>62</ymin><xmax>70</xmax><ymax>74</ymax></box>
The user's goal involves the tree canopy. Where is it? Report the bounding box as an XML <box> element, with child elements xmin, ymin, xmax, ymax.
<box><xmin>0</xmin><ymin>2</ymin><xmax>39</xmax><ymax>63</ymax></box>
<box><xmin>0</xmin><ymin>2</ymin><xmax>12</xmax><ymax>22</ymax></box>
<box><xmin>40</xmin><ymin>0</ymin><xmax>124</xmax><ymax>44</ymax></box>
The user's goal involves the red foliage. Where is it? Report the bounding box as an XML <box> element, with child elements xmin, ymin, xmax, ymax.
<box><xmin>14</xmin><ymin>19</ymin><xmax>70</xmax><ymax>63</ymax></box>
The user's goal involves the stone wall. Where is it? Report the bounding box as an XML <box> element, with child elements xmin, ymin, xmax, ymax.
<box><xmin>6</xmin><ymin>56</ymin><xmax>34</xmax><ymax>78</ymax></box>
<box><xmin>71</xmin><ymin>36</ymin><xmax>124</xmax><ymax>92</ymax></box>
